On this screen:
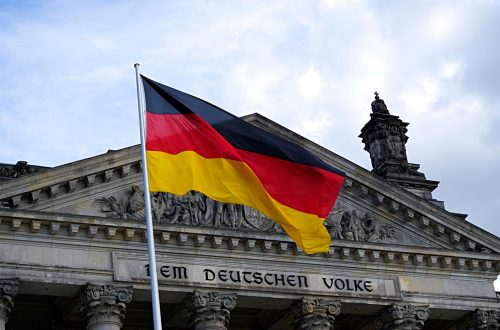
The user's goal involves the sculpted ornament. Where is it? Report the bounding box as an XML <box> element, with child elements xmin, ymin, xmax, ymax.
<box><xmin>95</xmin><ymin>187</ymin><xmax>282</xmax><ymax>233</ymax></box>
<box><xmin>457</xmin><ymin>309</ymin><xmax>500</xmax><ymax>330</ymax></box>
<box><xmin>0</xmin><ymin>161</ymin><xmax>38</xmax><ymax>178</ymax></box>
<box><xmin>96</xmin><ymin>187</ymin><xmax>399</xmax><ymax>243</ymax></box>
<box><xmin>288</xmin><ymin>297</ymin><xmax>341</xmax><ymax>330</ymax></box>
<box><xmin>374</xmin><ymin>304</ymin><xmax>429</xmax><ymax>330</ymax></box>
<box><xmin>80</xmin><ymin>284</ymin><xmax>133</xmax><ymax>330</ymax></box>
<box><xmin>0</xmin><ymin>278</ymin><xmax>19</xmax><ymax>325</ymax></box>
<box><xmin>183</xmin><ymin>290</ymin><xmax>237</xmax><ymax>330</ymax></box>
<box><xmin>325</xmin><ymin>208</ymin><xmax>397</xmax><ymax>243</ymax></box>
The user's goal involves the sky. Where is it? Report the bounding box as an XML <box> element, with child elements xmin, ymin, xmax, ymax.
<box><xmin>0</xmin><ymin>0</ymin><xmax>499</xmax><ymax>243</ymax></box>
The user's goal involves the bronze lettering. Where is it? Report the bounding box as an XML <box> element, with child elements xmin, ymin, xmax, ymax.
<box><xmin>218</xmin><ymin>270</ymin><xmax>228</xmax><ymax>282</ymax></box>
<box><xmin>160</xmin><ymin>265</ymin><xmax>170</xmax><ymax>278</ymax></box>
<box><xmin>346</xmin><ymin>278</ymin><xmax>354</xmax><ymax>291</ymax></box>
<box><xmin>172</xmin><ymin>266</ymin><xmax>187</xmax><ymax>279</ymax></box>
<box><xmin>253</xmin><ymin>272</ymin><xmax>263</xmax><ymax>284</ymax></box>
<box><xmin>298</xmin><ymin>275</ymin><xmax>308</xmax><ymax>288</ymax></box>
<box><xmin>204</xmin><ymin>269</ymin><xmax>216</xmax><ymax>281</ymax></box>
<box><xmin>334</xmin><ymin>279</ymin><xmax>345</xmax><ymax>290</ymax></box>
<box><xmin>286</xmin><ymin>275</ymin><xmax>296</xmax><ymax>287</ymax></box>
<box><xmin>243</xmin><ymin>271</ymin><xmax>252</xmax><ymax>284</ymax></box>
<box><xmin>322</xmin><ymin>277</ymin><xmax>334</xmax><ymax>289</ymax></box>
<box><xmin>229</xmin><ymin>270</ymin><xmax>241</xmax><ymax>283</ymax></box>
<box><xmin>364</xmin><ymin>281</ymin><xmax>373</xmax><ymax>292</ymax></box>
<box><xmin>354</xmin><ymin>279</ymin><xmax>363</xmax><ymax>291</ymax></box>
<box><xmin>264</xmin><ymin>273</ymin><xmax>274</xmax><ymax>285</ymax></box>
<box><xmin>274</xmin><ymin>274</ymin><xmax>285</xmax><ymax>286</ymax></box>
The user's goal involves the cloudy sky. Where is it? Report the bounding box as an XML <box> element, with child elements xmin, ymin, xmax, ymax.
<box><xmin>0</xmin><ymin>0</ymin><xmax>499</xmax><ymax>243</ymax></box>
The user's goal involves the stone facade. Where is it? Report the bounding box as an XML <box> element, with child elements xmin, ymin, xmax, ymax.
<box><xmin>0</xmin><ymin>103</ymin><xmax>498</xmax><ymax>329</ymax></box>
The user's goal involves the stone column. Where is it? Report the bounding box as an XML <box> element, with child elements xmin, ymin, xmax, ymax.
<box><xmin>0</xmin><ymin>278</ymin><xmax>19</xmax><ymax>330</ymax></box>
<box><xmin>183</xmin><ymin>290</ymin><xmax>237</xmax><ymax>330</ymax></box>
<box><xmin>80</xmin><ymin>284</ymin><xmax>133</xmax><ymax>330</ymax></box>
<box><xmin>457</xmin><ymin>309</ymin><xmax>500</xmax><ymax>330</ymax></box>
<box><xmin>288</xmin><ymin>297</ymin><xmax>341</xmax><ymax>330</ymax></box>
<box><xmin>374</xmin><ymin>303</ymin><xmax>429</xmax><ymax>330</ymax></box>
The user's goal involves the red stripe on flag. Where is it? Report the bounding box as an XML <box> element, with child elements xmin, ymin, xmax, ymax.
<box><xmin>146</xmin><ymin>112</ymin><xmax>343</xmax><ymax>217</ymax></box>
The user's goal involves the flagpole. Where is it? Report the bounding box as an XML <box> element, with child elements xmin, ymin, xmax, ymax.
<box><xmin>134</xmin><ymin>63</ymin><xmax>163</xmax><ymax>330</ymax></box>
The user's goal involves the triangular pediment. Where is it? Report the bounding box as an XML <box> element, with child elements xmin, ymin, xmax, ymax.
<box><xmin>0</xmin><ymin>114</ymin><xmax>498</xmax><ymax>256</ymax></box>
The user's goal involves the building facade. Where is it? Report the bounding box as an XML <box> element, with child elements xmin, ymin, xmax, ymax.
<box><xmin>0</xmin><ymin>96</ymin><xmax>498</xmax><ymax>329</ymax></box>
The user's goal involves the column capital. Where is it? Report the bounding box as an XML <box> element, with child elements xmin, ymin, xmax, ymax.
<box><xmin>0</xmin><ymin>278</ymin><xmax>20</xmax><ymax>324</ymax></box>
<box><xmin>81</xmin><ymin>284</ymin><xmax>133</xmax><ymax>330</ymax></box>
<box><xmin>183</xmin><ymin>290</ymin><xmax>237</xmax><ymax>330</ymax></box>
<box><xmin>288</xmin><ymin>297</ymin><xmax>341</xmax><ymax>330</ymax></box>
<box><xmin>457</xmin><ymin>309</ymin><xmax>499</xmax><ymax>330</ymax></box>
<box><xmin>375</xmin><ymin>303</ymin><xmax>429</xmax><ymax>330</ymax></box>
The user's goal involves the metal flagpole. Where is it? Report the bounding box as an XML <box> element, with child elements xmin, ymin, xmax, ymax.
<box><xmin>134</xmin><ymin>63</ymin><xmax>163</xmax><ymax>330</ymax></box>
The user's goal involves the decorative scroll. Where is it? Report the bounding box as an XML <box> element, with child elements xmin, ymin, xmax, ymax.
<box><xmin>95</xmin><ymin>187</ymin><xmax>397</xmax><ymax>242</ymax></box>
<box><xmin>183</xmin><ymin>290</ymin><xmax>237</xmax><ymax>330</ymax></box>
<box><xmin>80</xmin><ymin>284</ymin><xmax>133</xmax><ymax>329</ymax></box>
<box><xmin>288</xmin><ymin>297</ymin><xmax>341</xmax><ymax>330</ymax></box>
<box><xmin>0</xmin><ymin>278</ymin><xmax>19</xmax><ymax>324</ymax></box>
<box><xmin>457</xmin><ymin>309</ymin><xmax>500</xmax><ymax>330</ymax></box>
<box><xmin>374</xmin><ymin>304</ymin><xmax>429</xmax><ymax>330</ymax></box>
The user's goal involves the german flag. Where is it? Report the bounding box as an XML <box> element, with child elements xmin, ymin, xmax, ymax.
<box><xmin>142</xmin><ymin>75</ymin><xmax>345</xmax><ymax>254</ymax></box>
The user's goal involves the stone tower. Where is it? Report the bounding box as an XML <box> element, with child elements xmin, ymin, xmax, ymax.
<box><xmin>359</xmin><ymin>92</ymin><xmax>443</xmax><ymax>207</ymax></box>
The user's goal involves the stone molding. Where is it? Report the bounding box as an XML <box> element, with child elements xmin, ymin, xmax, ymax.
<box><xmin>0</xmin><ymin>278</ymin><xmax>19</xmax><ymax>324</ymax></box>
<box><xmin>457</xmin><ymin>309</ymin><xmax>500</xmax><ymax>330</ymax></box>
<box><xmin>80</xmin><ymin>284</ymin><xmax>133</xmax><ymax>330</ymax></box>
<box><xmin>342</xmin><ymin>177</ymin><xmax>496</xmax><ymax>254</ymax></box>
<box><xmin>183</xmin><ymin>290</ymin><xmax>237</xmax><ymax>330</ymax></box>
<box><xmin>0</xmin><ymin>145</ymin><xmax>498</xmax><ymax>255</ymax></box>
<box><xmin>0</xmin><ymin>147</ymin><xmax>141</xmax><ymax>208</ymax></box>
<box><xmin>0</xmin><ymin>209</ymin><xmax>499</xmax><ymax>274</ymax></box>
<box><xmin>288</xmin><ymin>297</ymin><xmax>341</xmax><ymax>330</ymax></box>
<box><xmin>374</xmin><ymin>303</ymin><xmax>430</xmax><ymax>330</ymax></box>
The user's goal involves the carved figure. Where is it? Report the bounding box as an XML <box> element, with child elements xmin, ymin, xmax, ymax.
<box><xmin>340</xmin><ymin>212</ymin><xmax>355</xmax><ymax>240</ymax></box>
<box><xmin>362</xmin><ymin>213</ymin><xmax>380</xmax><ymax>242</ymax></box>
<box><xmin>97</xmin><ymin>187</ymin><xmax>406</xmax><ymax>243</ymax></box>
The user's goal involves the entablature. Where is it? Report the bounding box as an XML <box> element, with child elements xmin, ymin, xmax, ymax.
<box><xmin>0</xmin><ymin>209</ymin><xmax>498</xmax><ymax>278</ymax></box>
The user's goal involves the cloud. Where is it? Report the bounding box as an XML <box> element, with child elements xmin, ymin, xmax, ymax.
<box><xmin>0</xmin><ymin>0</ymin><xmax>499</xmax><ymax>240</ymax></box>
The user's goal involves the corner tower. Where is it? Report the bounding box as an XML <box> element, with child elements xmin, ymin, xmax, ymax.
<box><xmin>359</xmin><ymin>92</ymin><xmax>443</xmax><ymax>207</ymax></box>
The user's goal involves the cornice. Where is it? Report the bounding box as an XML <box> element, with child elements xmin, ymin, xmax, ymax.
<box><xmin>245</xmin><ymin>114</ymin><xmax>500</xmax><ymax>253</ymax></box>
<box><xmin>0</xmin><ymin>209</ymin><xmax>498</xmax><ymax>276</ymax></box>
<box><xmin>0</xmin><ymin>116</ymin><xmax>498</xmax><ymax>256</ymax></box>
<box><xmin>0</xmin><ymin>146</ymin><xmax>141</xmax><ymax>208</ymax></box>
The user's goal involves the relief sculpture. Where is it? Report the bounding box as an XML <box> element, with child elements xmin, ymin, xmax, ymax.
<box><xmin>325</xmin><ymin>205</ymin><xmax>397</xmax><ymax>243</ymax></box>
<box><xmin>95</xmin><ymin>186</ymin><xmax>396</xmax><ymax>241</ymax></box>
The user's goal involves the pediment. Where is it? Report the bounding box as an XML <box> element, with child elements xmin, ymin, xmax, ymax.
<box><xmin>0</xmin><ymin>115</ymin><xmax>498</xmax><ymax>256</ymax></box>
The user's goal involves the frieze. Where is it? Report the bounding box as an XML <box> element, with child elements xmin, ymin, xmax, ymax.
<box><xmin>113</xmin><ymin>253</ymin><xmax>400</xmax><ymax>298</ymax></box>
<box><xmin>95</xmin><ymin>186</ymin><xmax>397</xmax><ymax>243</ymax></box>
<box><xmin>326</xmin><ymin>206</ymin><xmax>397</xmax><ymax>243</ymax></box>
